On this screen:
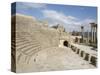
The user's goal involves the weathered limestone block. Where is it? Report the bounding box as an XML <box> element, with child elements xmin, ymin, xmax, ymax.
<box><xmin>84</xmin><ymin>53</ymin><xmax>89</xmax><ymax>61</ymax></box>
<box><xmin>90</xmin><ymin>56</ymin><xmax>97</xmax><ymax>66</ymax></box>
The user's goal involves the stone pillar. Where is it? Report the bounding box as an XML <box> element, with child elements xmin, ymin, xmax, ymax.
<box><xmin>94</xmin><ymin>25</ymin><xmax>97</xmax><ymax>43</ymax></box>
<box><xmin>78</xmin><ymin>38</ymin><xmax>80</xmax><ymax>43</ymax></box>
<box><xmin>93</xmin><ymin>26</ymin><xmax>96</xmax><ymax>43</ymax></box>
<box><xmin>90</xmin><ymin>23</ymin><xmax>95</xmax><ymax>43</ymax></box>
<box><xmin>96</xmin><ymin>24</ymin><xmax>97</xmax><ymax>43</ymax></box>
<box><xmin>81</xmin><ymin>26</ymin><xmax>84</xmax><ymax>43</ymax></box>
<box><xmin>87</xmin><ymin>30</ymin><xmax>90</xmax><ymax>44</ymax></box>
<box><xmin>79</xmin><ymin>50</ymin><xmax>81</xmax><ymax>56</ymax></box>
<box><xmin>83</xmin><ymin>52</ymin><xmax>86</xmax><ymax>59</ymax></box>
<box><xmin>88</xmin><ymin>55</ymin><xmax>92</xmax><ymax>63</ymax></box>
<box><xmin>92</xmin><ymin>26</ymin><xmax>94</xmax><ymax>43</ymax></box>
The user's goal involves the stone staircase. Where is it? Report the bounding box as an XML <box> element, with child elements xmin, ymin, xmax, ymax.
<box><xmin>12</xmin><ymin>32</ymin><xmax>41</xmax><ymax>64</ymax></box>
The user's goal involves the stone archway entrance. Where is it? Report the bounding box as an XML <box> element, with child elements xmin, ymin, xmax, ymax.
<box><xmin>59</xmin><ymin>40</ymin><xmax>69</xmax><ymax>47</ymax></box>
<box><xmin>63</xmin><ymin>41</ymin><xmax>68</xmax><ymax>47</ymax></box>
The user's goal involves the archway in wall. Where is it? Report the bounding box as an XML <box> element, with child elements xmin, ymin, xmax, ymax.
<box><xmin>63</xmin><ymin>41</ymin><xmax>69</xmax><ymax>47</ymax></box>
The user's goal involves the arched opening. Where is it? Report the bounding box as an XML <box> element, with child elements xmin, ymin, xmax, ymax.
<box><xmin>63</xmin><ymin>41</ymin><xmax>68</xmax><ymax>47</ymax></box>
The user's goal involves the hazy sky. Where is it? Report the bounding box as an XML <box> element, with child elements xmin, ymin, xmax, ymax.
<box><xmin>12</xmin><ymin>2</ymin><xmax>97</xmax><ymax>32</ymax></box>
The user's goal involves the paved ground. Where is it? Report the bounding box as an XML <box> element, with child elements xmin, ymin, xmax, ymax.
<box><xmin>17</xmin><ymin>47</ymin><xmax>95</xmax><ymax>73</ymax></box>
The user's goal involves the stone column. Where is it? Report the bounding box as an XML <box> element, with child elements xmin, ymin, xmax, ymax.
<box><xmin>94</xmin><ymin>24</ymin><xmax>97</xmax><ymax>43</ymax></box>
<box><xmin>94</xmin><ymin>26</ymin><xmax>96</xmax><ymax>43</ymax></box>
<box><xmin>90</xmin><ymin>23</ymin><xmax>95</xmax><ymax>43</ymax></box>
<box><xmin>88</xmin><ymin>55</ymin><xmax>92</xmax><ymax>63</ymax></box>
<box><xmin>92</xmin><ymin>26</ymin><xmax>94</xmax><ymax>43</ymax></box>
<box><xmin>92</xmin><ymin>24</ymin><xmax>97</xmax><ymax>43</ymax></box>
<box><xmin>87</xmin><ymin>30</ymin><xmax>90</xmax><ymax>44</ymax></box>
<box><xmin>78</xmin><ymin>38</ymin><xmax>80</xmax><ymax>43</ymax></box>
<box><xmin>95</xmin><ymin>24</ymin><xmax>97</xmax><ymax>43</ymax></box>
<box><xmin>81</xmin><ymin>26</ymin><xmax>84</xmax><ymax>43</ymax></box>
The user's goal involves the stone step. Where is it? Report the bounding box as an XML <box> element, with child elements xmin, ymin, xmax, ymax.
<box><xmin>27</xmin><ymin>48</ymin><xmax>40</xmax><ymax>56</ymax></box>
<box><xmin>12</xmin><ymin>41</ymin><xmax>29</xmax><ymax>46</ymax></box>
<box><xmin>20</xmin><ymin>43</ymin><xmax>40</xmax><ymax>52</ymax></box>
<box><xmin>12</xmin><ymin>40</ymin><xmax>39</xmax><ymax>47</ymax></box>
<box><xmin>16</xmin><ymin>45</ymin><xmax>41</xmax><ymax>63</ymax></box>
<box><xmin>16</xmin><ymin>43</ymin><xmax>40</xmax><ymax>51</ymax></box>
<box><xmin>21</xmin><ymin>46</ymin><xmax>41</xmax><ymax>55</ymax></box>
<box><xmin>11</xmin><ymin>46</ymin><xmax>15</xmax><ymax>49</ymax></box>
<box><xmin>12</xmin><ymin>43</ymin><xmax>41</xmax><ymax>58</ymax></box>
<box><xmin>16</xmin><ymin>38</ymin><xmax>38</xmax><ymax>43</ymax></box>
<box><xmin>16</xmin><ymin>37</ymin><xmax>25</xmax><ymax>40</ymax></box>
<box><xmin>11</xmin><ymin>39</ymin><xmax>27</xmax><ymax>43</ymax></box>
